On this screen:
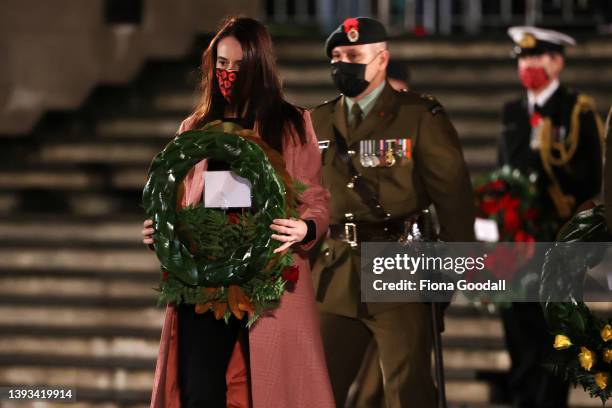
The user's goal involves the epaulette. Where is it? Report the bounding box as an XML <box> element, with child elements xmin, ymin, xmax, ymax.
<box><xmin>313</xmin><ymin>95</ymin><xmax>341</xmax><ymax>109</ymax></box>
<box><xmin>419</xmin><ymin>94</ymin><xmax>445</xmax><ymax>115</ymax></box>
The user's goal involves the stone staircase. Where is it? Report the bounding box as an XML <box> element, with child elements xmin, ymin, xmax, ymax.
<box><xmin>1</xmin><ymin>34</ymin><xmax>612</xmax><ymax>407</ymax></box>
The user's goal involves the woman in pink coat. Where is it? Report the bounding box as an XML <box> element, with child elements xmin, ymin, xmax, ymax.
<box><xmin>141</xmin><ymin>16</ymin><xmax>334</xmax><ymax>408</ymax></box>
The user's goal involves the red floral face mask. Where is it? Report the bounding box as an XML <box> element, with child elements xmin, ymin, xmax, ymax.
<box><xmin>216</xmin><ymin>68</ymin><xmax>238</xmax><ymax>101</ymax></box>
<box><xmin>519</xmin><ymin>66</ymin><xmax>550</xmax><ymax>91</ymax></box>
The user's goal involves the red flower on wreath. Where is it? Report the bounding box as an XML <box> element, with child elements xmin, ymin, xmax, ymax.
<box><xmin>282</xmin><ymin>265</ymin><xmax>300</xmax><ymax>283</ymax></box>
<box><xmin>484</xmin><ymin>246</ymin><xmax>519</xmax><ymax>280</ymax></box>
<box><xmin>162</xmin><ymin>270</ymin><xmax>169</xmax><ymax>281</ymax></box>
<box><xmin>480</xmin><ymin>198</ymin><xmax>500</xmax><ymax>215</ymax></box>
<box><xmin>498</xmin><ymin>194</ymin><xmax>521</xmax><ymax>234</ymax></box>
<box><xmin>490</xmin><ymin>179</ymin><xmax>506</xmax><ymax>191</ymax></box>
<box><xmin>228</xmin><ymin>213</ymin><xmax>241</xmax><ymax>225</ymax></box>
<box><xmin>503</xmin><ymin>208</ymin><xmax>521</xmax><ymax>234</ymax></box>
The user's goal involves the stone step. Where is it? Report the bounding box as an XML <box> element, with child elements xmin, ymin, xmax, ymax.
<box><xmin>0</xmin><ymin>306</ymin><xmax>164</xmax><ymax>329</ymax></box>
<box><xmin>0</xmin><ymin>168</ymin><xmax>148</xmax><ymax>192</ymax></box>
<box><xmin>0</xmin><ymin>336</ymin><xmax>158</xmax><ymax>359</ymax></box>
<box><xmin>273</xmin><ymin>39</ymin><xmax>612</xmax><ymax>61</ymax></box>
<box><xmin>36</xmin><ymin>140</ymin><xmax>164</xmax><ymax>165</ymax></box>
<box><xmin>0</xmin><ymin>277</ymin><xmax>156</xmax><ymax>301</ymax></box>
<box><xmin>0</xmin><ymin>190</ymin><xmax>143</xmax><ymax>217</ymax></box>
<box><xmin>0</xmin><ymin>366</ymin><xmax>153</xmax><ymax>393</ymax></box>
<box><xmin>0</xmin><ymin>248</ymin><xmax>158</xmax><ymax>273</ymax></box>
<box><xmin>0</xmin><ymin>336</ymin><xmax>504</xmax><ymax>372</ymax></box>
<box><xmin>0</xmin><ymin>170</ymin><xmax>146</xmax><ymax>200</ymax></box>
<box><xmin>0</xmin><ymin>333</ymin><xmax>602</xmax><ymax>406</ymax></box>
<box><xmin>0</xmin><ymin>218</ymin><xmax>144</xmax><ymax>246</ymax></box>
<box><xmin>0</xmin><ymin>369</ymin><xmax>599</xmax><ymax>408</ymax></box>
<box><xmin>97</xmin><ymin>117</ymin><xmax>181</xmax><ymax>138</ymax></box>
<box><xmin>0</xmin><ymin>365</ymin><xmax>493</xmax><ymax>405</ymax></box>
<box><xmin>0</xmin><ymin>301</ymin><xmax>500</xmax><ymax>340</ymax></box>
<box><xmin>0</xmin><ymin>323</ymin><xmax>161</xmax><ymax>339</ymax></box>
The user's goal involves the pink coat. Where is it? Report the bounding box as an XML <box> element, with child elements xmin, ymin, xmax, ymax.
<box><xmin>149</xmin><ymin>111</ymin><xmax>335</xmax><ymax>408</ymax></box>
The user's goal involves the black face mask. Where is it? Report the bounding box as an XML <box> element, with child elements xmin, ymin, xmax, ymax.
<box><xmin>331</xmin><ymin>61</ymin><xmax>369</xmax><ymax>97</ymax></box>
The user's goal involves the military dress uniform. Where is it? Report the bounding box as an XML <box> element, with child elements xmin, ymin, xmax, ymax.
<box><xmin>310</xmin><ymin>20</ymin><xmax>475</xmax><ymax>404</ymax></box>
<box><xmin>497</xmin><ymin>27</ymin><xmax>604</xmax><ymax>408</ymax></box>
<box><xmin>498</xmin><ymin>86</ymin><xmax>603</xmax><ymax>222</ymax></box>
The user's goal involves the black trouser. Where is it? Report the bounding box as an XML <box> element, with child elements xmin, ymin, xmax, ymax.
<box><xmin>500</xmin><ymin>303</ymin><xmax>569</xmax><ymax>408</ymax></box>
<box><xmin>177</xmin><ymin>304</ymin><xmax>249</xmax><ymax>408</ymax></box>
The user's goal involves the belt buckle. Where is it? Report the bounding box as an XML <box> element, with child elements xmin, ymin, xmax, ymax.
<box><xmin>344</xmin><ymin>222</ymin><xmax>358</xmax><ymax>247</ymax></box>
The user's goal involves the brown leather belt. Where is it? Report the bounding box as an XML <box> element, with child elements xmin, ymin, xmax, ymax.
<box><xmin>329</xmin><ymin>221</ymin><xmax>406</xmax><ymax>247</ymax></box>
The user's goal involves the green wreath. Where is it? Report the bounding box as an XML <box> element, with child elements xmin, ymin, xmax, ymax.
<box><xmin>542</xmin><ymin>205</ymin><xmax>612</xmax><ymax>401</ymax></box>
<box><xmin>142</xmin><ymin>121</ymin><xmax>304</xmax><ymax>324</ymax></box>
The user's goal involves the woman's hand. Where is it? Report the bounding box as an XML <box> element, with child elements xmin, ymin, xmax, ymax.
<box><xmin>270</xmin><ymin>218</ymin><xmax>307</xmax><ymax>253</ymax></box>
<box><xmin>142</xmin><ymin>219</ymin><xmax>155</xmax><ymax>245</ymax></box>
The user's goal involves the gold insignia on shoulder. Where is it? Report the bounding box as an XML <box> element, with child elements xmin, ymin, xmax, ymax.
<box><xmin>347</xmin><ymin>27</ymin><xmax>359</xmax><ymax>42</ymax></box>
<box><xmin>519</xmin><ymin>33</ymin><xmax>536</xmax><ymax>49</ymax></box>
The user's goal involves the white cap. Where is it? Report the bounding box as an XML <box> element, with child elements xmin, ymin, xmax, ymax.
<box><xmin>508</xmin><ymin>26</ymin><xmax>576</xmax><ymax>46</ymax></box>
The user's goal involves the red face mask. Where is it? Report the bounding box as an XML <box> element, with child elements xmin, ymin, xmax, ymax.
<box><xmin>519</xmin><ymin>66</ymin><xmax>550</xmax><ymax>91</ymax></box>
<box><xmin>216</xmin><ymin>68</ymin><xmax>238</xmax><ymax>101</ymax></box>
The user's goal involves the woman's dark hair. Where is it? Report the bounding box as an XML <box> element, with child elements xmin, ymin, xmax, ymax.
<box><xmin>190</xmin><ymin>16</ymin><xmax>306</xmax><ymax>152</ymax></box>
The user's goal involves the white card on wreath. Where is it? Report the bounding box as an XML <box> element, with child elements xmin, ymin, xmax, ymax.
<box><xmin>474</xmin><ymin>217</ymin><xmax>499</xmax><ymax>242</ymax></box>
<box><xmin>204</xmin><ymin>171</ymin><xmax>252</xmax><ymax>208</ymax></box>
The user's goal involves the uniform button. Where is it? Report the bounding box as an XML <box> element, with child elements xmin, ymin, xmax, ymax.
<box><xmin>348</xmin><ymin>150</ymin><xmax>356</xmax><ymax>156</ymax></box>
<box><xmin>347</xmin><ymin>181</ymin><xmax>354</xmax><ymax>189</ymax></box>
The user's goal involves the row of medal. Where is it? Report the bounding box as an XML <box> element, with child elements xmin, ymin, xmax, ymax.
<box><xmin>359</xmin><ymin>138</ymin><xmax>412</xmax><ymax>168</ymax></box>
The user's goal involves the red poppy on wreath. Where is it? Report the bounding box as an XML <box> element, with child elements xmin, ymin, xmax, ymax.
<box><xmin>490</xmin><ymin>179</ymin><xmax>506</xmax><ymax>191</ymax></box>
<box><xmin>503</xmin><ymin>207</ymin><xmax>521</xmax><ymax>234</ymax></box>
<box><xmin>228</xmin><ymin>213</ymin><xmax>241</xmax><ymax>225</ymax></box>
<box><xmin>282</xmin><ymin>265</ymin><xmax>300</xmax><ymax>283</ymax></box>
<box><xmin>484</xmin><ymin>246</ymin><xmax>520</xmax><ymax>280</ymax></box>
<box><xmin>162</xmin><ymin>270</ymin><xmax>170</xmax><ymax>281</ymax></box>
<box><xmin>480</xmin><ymin>198</ymin><xmax>500</xmax><ymax>215</ymax></box>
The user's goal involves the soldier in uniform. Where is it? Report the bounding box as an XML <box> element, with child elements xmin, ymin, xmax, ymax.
<box><xmin>497</xmin><ymin>27</ymin><xmax>604</xmax><ymax>408</ymax></box>
<box><xmin>344</xmin><ymin>59</ymin><xmax>414</xmax><ymax>408</ymax></box>
<box><xmin>310</xmin><ymin>17</ymin><xmax>476</xmax><ymax>408</ymax></box>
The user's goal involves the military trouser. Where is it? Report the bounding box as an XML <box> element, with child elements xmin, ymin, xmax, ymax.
<box><xmin>347</xmin><ymin>340</ymin><xmax>385</xmax><ymax>408</ymax></box>
<box><xmin>319</xmin><ymin>303</ymin><xmax>437</xmax><ymax>408</ymax></box>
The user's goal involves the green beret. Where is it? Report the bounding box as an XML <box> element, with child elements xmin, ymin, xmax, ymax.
<box><xmin>325</xmin><ymin>17</ymin><xmax>388</xmax><ymax>58</ymax></box>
